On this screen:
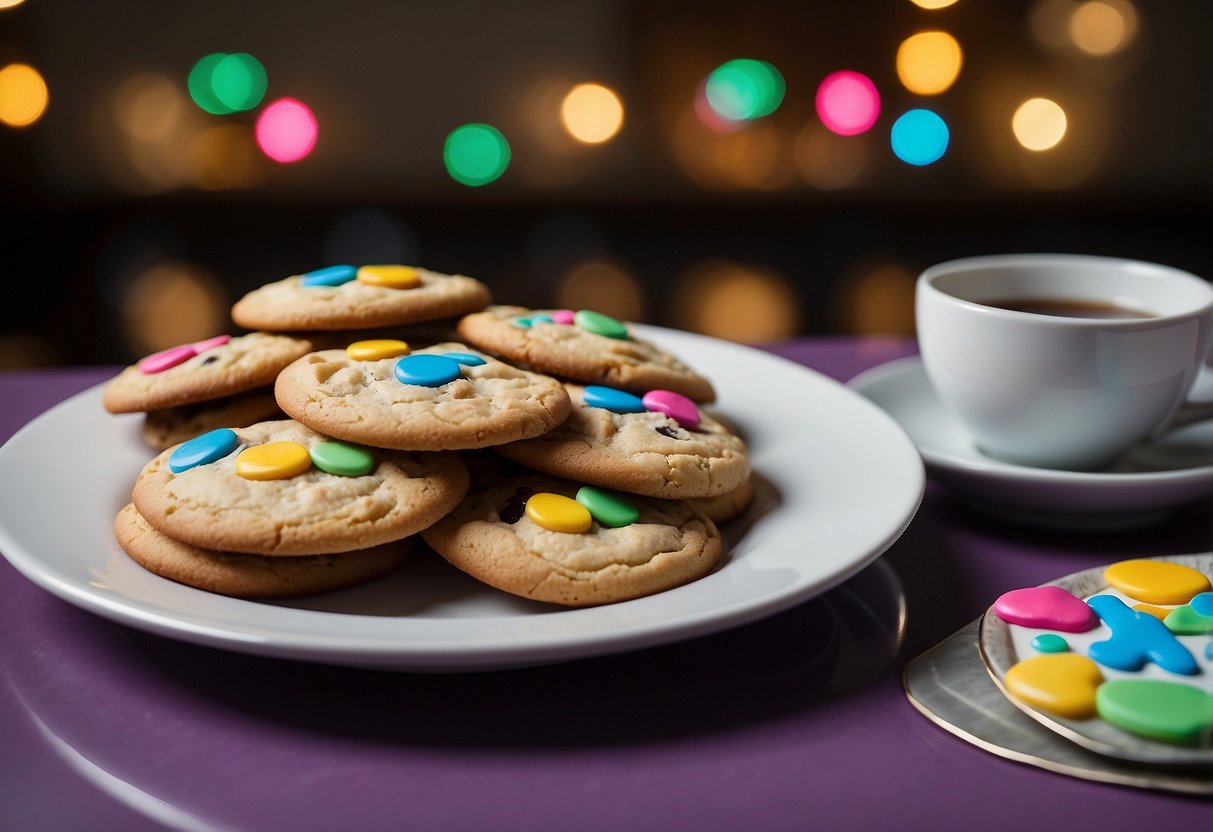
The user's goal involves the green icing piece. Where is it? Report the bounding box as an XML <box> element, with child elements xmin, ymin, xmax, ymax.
<box><xmin>1164</xmin><ymin>604</ymin><xmax>1213</xmax><ymax>635</ymax></box>
<box><xmin>309</xmin><ymin>441</ymin><xmax>374</xmax><ymax>477</ymax></box>
<box><xmin>575</xmin><ymin>486</ymin><xmax>639</xmax><ymax>528</ymax></box>
<box><xmin>574</xmin><ymin>309</ymin><xmax>629</xmax><ymax>340</ymax></box>
<box><xmin>1031</xmin><ymin>633</ymin><xmax>1069</xmax><ymax>653</ymax></box>
<box><xmin>1095</xmin><ymin>679</ymin><xmax>1213</xmax><ymax>744</ymax></box>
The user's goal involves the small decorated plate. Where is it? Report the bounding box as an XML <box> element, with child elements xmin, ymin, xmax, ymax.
<box><xmin>979</xmin><ymin>554</ymin><xmax>1213</xmax><ymax>766</ymax></box>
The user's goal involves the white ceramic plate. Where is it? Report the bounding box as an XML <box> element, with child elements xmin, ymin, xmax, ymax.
<box><xmin>978</xmin><ymin>554</ymin><xmax>1213</xmax><ymax>766</ymax></box>
<box><xmin>0</xmin><ymin>327</ymin><xmax>923</xmax><ymax>672</ymax></box>
<box><xmin>850</xmin><ymin>356</ymin><xmax>1213</xmax><ymax>530</ymax></box>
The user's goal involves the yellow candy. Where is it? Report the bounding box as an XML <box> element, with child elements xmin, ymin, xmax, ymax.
<box><xmin>357</xmin><ymin>265</ymin><xmax>421</xmax><ymax>289</ymax></box>
<box><xmin>525</xmin><ymin>492</ymin><xmax>592</xmax><ymax>534</ymax></box>
<box><xmin>1132</xmin><ymin>603</ymin><xmax>1173</xmax><ymax>622</ymax></box>
<box><xmin>1104</xmin><ymin>559</ymin><xmax>1211</xmax><ymax>605</ymax></box>
<box><xmin>1004</xmin><ymin>653</ymin><xmax>1103</xmax><ymax>719</ymax></box>
<box><xmin>345</xmin><ymin>339</ymin><xmax>410</xmax><ymax>361</ymax></box>
<box><xmin>236</xmin><ymin>441</ymin><xmax>313</xmax><ymax>481</ymax></box>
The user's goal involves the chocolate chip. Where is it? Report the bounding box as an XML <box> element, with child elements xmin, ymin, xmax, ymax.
<box><xmin>202</xmin><ymin>355</ymin><xmax>219</xmax><ymax>366</ymax></box>
<box><xmin>657</xmin><ymin>424</ymin><xmax>685</xmax><ymax>440</ymax></box>
<box><xmin>499</xmin><ymin>501</ymin><xmax>526</xmax><ymax>524</ymax></box>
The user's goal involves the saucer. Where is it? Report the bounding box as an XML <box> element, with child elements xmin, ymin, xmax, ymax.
<box><xmin>849</xmin><ymin>357</ymin><xmax>1213</xmax><ymax>530</ymax></box>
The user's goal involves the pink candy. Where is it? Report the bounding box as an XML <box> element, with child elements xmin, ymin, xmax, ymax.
<box><xmin>552</xmin><ymin>309</ymin><xmax>576</xmax><ymax>325</ymax></box>
<box><xmin>642</xmin><ymin>389</ymin><xmax>700</xmax><ymax>429</ymax></box>
<box><xmin>137</xmin><ymin>334</ymin><xmax>231</xmax><ymax>375</ymax></box>
<box><xmin>993</xmin><ymin>586</ymin><xmax>1099</xmax><ymax>633</ymax></box>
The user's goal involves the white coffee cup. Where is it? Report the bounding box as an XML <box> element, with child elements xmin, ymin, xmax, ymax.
<box><xmin>916</xmin><ymin>254</ymin><xmax>1213</xmax><ymax>471</ymax></box>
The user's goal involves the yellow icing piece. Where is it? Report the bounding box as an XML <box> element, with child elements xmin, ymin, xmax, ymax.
<box><xmin>1104</xmin><ymin>559</ymin><xmax>1211</xmax><ymax>605</ymax></box>
<box><xmin>1132</xmin><ymin>603</ymin><xmax>1172</xmax><ymax>622</ymax></box>
<box><xmin>236</xmin><ymin>441</ymin><xmax>313</xmax><ymax>481</ymax></box>
<box><xmin>357</xmin><ymin>265</ymin><xmax>421</xmax><ymax>289</ymax></box>
<box><xmin>1004</xmin><ymin>653</ymin><xmax>1103</xmax><ymax>719</ymax></box>
<box><xmin>345</xmin><ymin>339</ymin><xmax>410</xmax><ymax>361</ymax></box>
<box><xmin>525</xmin><ymin>492</ymin><xmax>592</xmax><ymax>534</ymax></box>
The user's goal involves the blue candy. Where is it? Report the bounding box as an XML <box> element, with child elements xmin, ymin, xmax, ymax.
<box><xmin>300</xmin><ymin>265</ymin><xmax>357</xmax><ymax>287</ymax></box>
<box><xmin>394</xmin><ymin>354</ymin><xmax>462</xmax><ymax>387</ymax></box>
<box><xmin>1191</xmin><ymin>592</ymin><xmax>1213</xmax><ymax>617</ymax></box>
<box><xmin>168</xmin><ymin>428</ymin><xmax>239</xmax><ymax>474</ymax></box>
<box><xmin>443</xmin><ymin>352</ymin><xmax>487</xmax><ymax>366</ymax></box>
<box><xmin>583</xmin><ymin>385</ymin><xmax>646</xmax><ymax>413</ymax></box>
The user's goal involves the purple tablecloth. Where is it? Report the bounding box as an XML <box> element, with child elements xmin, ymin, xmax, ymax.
<box><xmin>1</xmin><ymin>339</ymin><xmax>1210</xmax><ymax>831</ymax></box>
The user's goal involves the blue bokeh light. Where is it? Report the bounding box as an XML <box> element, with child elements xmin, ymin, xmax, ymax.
<box><xmin>890</xmin><ymin>109</ymin><xmax>949</xmax><ymax>166</ymax></box>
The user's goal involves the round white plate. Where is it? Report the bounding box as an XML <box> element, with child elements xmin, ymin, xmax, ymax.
<box><xmin>978</xmin><ymin>554</ymin><xmax>1213</xmax><ymax>766</ymax></box>
<box><xmin>0</xmin><ymin>327</ymin><xmax>923</xmax><ymax>672</ymax></box>
<box><xmin>850</xmin><ymin>356</ymin><xmax>1213</xmax><ymax>530</ymax></box>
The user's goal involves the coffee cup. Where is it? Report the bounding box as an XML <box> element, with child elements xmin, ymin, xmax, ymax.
<box><xmin>916</xmin><ymin>253</ymin><xmax>1213</xmax><ymax>471</ymax></box>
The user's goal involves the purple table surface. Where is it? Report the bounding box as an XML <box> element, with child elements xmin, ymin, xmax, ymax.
<box><xmin>2</xmin><ymin>339</ymin><xmax>1211</xmax><ymax>832</ymax></box>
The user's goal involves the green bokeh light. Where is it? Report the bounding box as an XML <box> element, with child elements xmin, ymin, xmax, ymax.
<box><xmin>188</xmin><ymin>52</ymin><xmax>267</xmax><ymax>115</ymax></box>
<box><xmin>443</xmin><ymin>123</ymin><xmax>510</xmax><ymax>187</ymax></box>
<box><xmin>704</xmin><ymin>59</ymin><xmax>785</xmax><ymax>122</ymax></box>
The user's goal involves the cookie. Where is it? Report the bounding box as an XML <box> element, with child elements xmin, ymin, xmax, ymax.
<box><xmin>456</xmin><ymin>305</ymin><xmax>716</xmax><ymax>402</ymax></box>
<box><xmin>114</xmin><ymin>503</ymin><xmax>408</xmax><ymax>598</ymax></box>
<box><xmin>142</xmin><ymin>388</ymin><xmax>283</xmax><ymax>451</ymax></box>
<box><xmin>421</xmin><ymin>474</ymin><xmax>721</xmax><ymax>607</ymax></box>
<box><xmin>103</xmin><ymin>332</ymin><xmax>315</xmax><ymax>414</ymax></box>
<box><xmin>274</xmin><ymin>342</ymin><xmax>572</xmax><ymax>451</ymax></box>
<box><xmin>131</xmin><ymin>419</ymin><xmax>469</xmax><ymax>555</ymax></box>
<box><xmin>692</xmin><ymin>475</ymin><xmax>754</xmax><ymax>524</ymax></box>
<box><xmin>231</xmin><ymin>264</ymin><xmax>491</xmax><ymax>331</ymax></box>
<box><xmin>494</xmin><ymin>384</ymin><xmax>748</xmax><ymax>499</ymax></box>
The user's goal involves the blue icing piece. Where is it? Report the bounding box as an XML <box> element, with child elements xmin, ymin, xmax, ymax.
<box><xmin>1191</xmin><ymin>592</ymin><xmax>1213</xmax><ymax>617</ymax></box>
<box><xmin>1207</xmin><ymin>643</ymin><xmax>1213</xmax><ymax>661</ymax></box>
<box><xmin>513</xmin><ymin>316</ymin><xmax>534</xmax><ymax>328</ymax></box>
<box><xmin>443</xmin><ymin>352</ymin><xmax>486</xmax><ymax>366</ymax></box>
<box><xmin>1031</xmin><ymin>633</ymin><xmax>1069</xmax><ymax>653</ymax></box>
<box><xmin>394</xmin><ymin>354</ymin><xmax>462</xmax><ymax>387</ymax></box>
<box><xmin>168</xmin><ymin>428</ymin><xmax>239</xmax><ymax>474</ymax></box>
<box><xmin>529</xmin><ymin>313</ymin><xmax>554</xmax><ymax>325</ymax></box>
<box><xmin>583</xmin><ymin>385</ymin><xmax>646</xmax><ymax>414</ymax></box>
<box><xmin>300</xmin><ymin>264</ymin><xmax>357</xmax><ymax>287</ymax></box>
<box><xmin>1086</xmin><ymin>594</ymin><xmax>1199</xmax><ymax>676</ymax></box>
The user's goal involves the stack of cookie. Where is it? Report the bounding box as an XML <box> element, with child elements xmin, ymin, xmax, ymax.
<box><xmin>108</xmin><ymin>266</ymin><xmax>750</xmax><ymax>607</ymax></box>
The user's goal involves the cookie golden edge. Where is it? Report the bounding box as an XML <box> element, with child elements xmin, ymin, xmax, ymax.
<box><xmin>114</xmin><ymin>504</ymin><xmax>409</xmax><ymax>598</ymax></box>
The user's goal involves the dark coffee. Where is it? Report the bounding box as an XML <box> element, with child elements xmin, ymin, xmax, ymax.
<box><xmin>981</xmin><ymin>297</ymin><xmax>1156</xmax><ymax>319</ymax></box>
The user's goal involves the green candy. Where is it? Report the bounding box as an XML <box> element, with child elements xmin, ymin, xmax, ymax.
<box><xmin>575</xmin><ymin>486</ymin><xmax>639</xmax><ymax>528</ymax></box>
<box><xmin>1031</xmin><ymin>633</ymin><xmax>1069</xmax><ymax>653</ymax></box>
<box><xmin>1095</xmin><ymin>679</ymin><xmax>1213</xmax><ymax>744</ymax></box>
<box><xmin>1164</xmin><ymin>604</ymin><xmax>1213</xmax><ymax>635</ymax></box>
<box><xmin>309</xmin><ymin>441</ymin><xmax>374</xmax><ymax>477</ymax></box>
<box><xmin>574</xmin><ymin>309</ymin><xmax>629</xmax><ymax>340</ymax></box>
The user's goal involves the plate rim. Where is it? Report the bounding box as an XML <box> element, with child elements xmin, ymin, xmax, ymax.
<box><xmin>0</xmin><ymin>327</ymin><xmax>924</xmax><ymax>671</ymax></box>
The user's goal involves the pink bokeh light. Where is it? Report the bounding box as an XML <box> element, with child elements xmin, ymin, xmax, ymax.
<box><xmin>255</xmin><ymin>97</ymin><xmax>318</xmax><ymax>163</ymax></box>
<box><xmin>815</xmin><ymin>71</ymin><xmax>881</xmax><ymax>137</ymax></box>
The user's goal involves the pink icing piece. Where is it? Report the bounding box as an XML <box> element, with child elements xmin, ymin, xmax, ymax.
<box><xmin>551</xmin><ymin>309</ymin><xmax>575</xmax><ymax>325</ymax></box>
<box><xmin>993</xmin><ymin>586</ymin><xmax>1100</xmax><ymax>633</ymax></box>
<box><xmin>191</xmin><ymin>334</ymin><xmax>231</xmax><ymax>352</ymax></box>
<box><xmin>137</xmin><ymin>344</ymin><xmax>196</xmax><ymax>375</ymax></box>
<box><xmin>642</xmin><ymin>389</ymin><xmax>700</xmax><ymax>429</ymax></box>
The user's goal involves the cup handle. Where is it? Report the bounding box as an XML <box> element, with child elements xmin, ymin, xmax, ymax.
<box><xmin>1149</xmin><ymin>362</ymin><xmax>1213</xmax><ymax>438</ymax></box>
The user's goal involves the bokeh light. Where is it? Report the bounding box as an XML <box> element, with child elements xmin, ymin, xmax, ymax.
<box><xmin>557</xmin><ymin>260</ymin><xmax>645</xmax><ymax>323</ymax></box>
<box><xmin>815</xmin><ymin>71</ymin><xmax>880</xmax><ymax>136</ymax></box>
<box><xmin>1070</xmin><ymin>1</ymin><xmax>1136</xmax><ymax>56</ymax></box>
<box><xmin>210</xmin><ymin>54</ymin><xmax>267</xmax><ymax>112</ymax></box>
<box><xmin>673</xmin><ymin>106</ymin><xmax>795</xmax><ymax>191</ymax></box>
<box><xmin>909</xmin><ymin>0</ymin><xmax>960</xmax><ymax>8</ymax></box>
<box><xmin>0</xmin><ymin>63</ymin><xmax>48</xmax><ymax>127</ymax></box>
<box><xmin>704</xmin><ymin>59</ymin><xmax>785</xmax><ymax>123</ymax></box>
<box><xmin>188</xmin><ymin>54</ymin><xmax>231</xmax><ymax>114</ymax></box>
<box><xmin>836</xmin><ymin>262</ymin><xmax>918</xmax><ymax>335</ymax></box>
<box><xmin>0</xmin><ymin>0</ymin><xmax>28</xmax><ymax>9</ymax></box>
<box><xmin>674</xmin><ymin>260</ymin><xmax>801</xmax><ymax>342</ymax></box>
<box><xmin>192</xmin><ymin>124</ymin><xmax>263</xmax><ymax>189</ymax></box>
<box><xmin>0</xmin><ymin>333</ymin><xmax>58</xmax><ymax>369</ymax></box>
<box><xmin>896</xmin><ymin>32</ymin><xmax>963</xmax><ymax>95</ymax></box>
<box><xmin>122</xmin><ymin>262</ymin><xmax>227</xmax><ymax>355</ymax></box>
<box><xmin>114</xmin><ymin>74</ymin><xmax>185</xmax><ymax>140</ymax></box>
<box><xmin>793</xmin><ymin>123</ymin><xmax>873</xmax><ymax>190</ymax></box>
<box><xmin>443</xmin><ymin>123</ymin><xmax>511</xmax><ymax>186</ymax></box>
<box><xmin>255</xmin><ymin>97</ymin><xmax>318</xmax><ymax>163</ymax></box>
<box><xmin>560</xmin><ymin>83</ymin><xmax>624</xmax><ymax>144</ymax></box>
<box><xmin>1012</xmin><ymin>97</ymin><xmax>1067</xmax><ymax>150</ymax></box>
<box><xmin>890</xmin><ymin>109</ymin><xmax>949</xmax><ymax>165</ymax></box>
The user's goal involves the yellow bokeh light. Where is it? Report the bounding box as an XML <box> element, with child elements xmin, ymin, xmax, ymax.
<box><xmin>1070</xmin><ymin>1</ymin><xmax>1134</xmax><ymax>55</ymax></box>
<box><xmin>557</xmin><ymin>260</ymin><xmax>645</xmax><ymax>322</ymax></box>
<box><xmin>1013</xmin><ymin>98</ymin><xmax>1067</xmax><ymax>151</ymax></box>
<box><xmin>0</xmin><ymin>0</ymin><xmax>28</xmax><ymax>9</ymax></box>
<box><xmin>560</xmin><ymin>83</ymin><xmax>624</xmax><ymax>144</ymax></box>
<box><xmin>675</xmin><ymin>260</ymin><xmax>801</xmax><ymax>342</ymax></box>
<box><xmin>794</xmin><ymin>123</ymin><xmax>872</xmax><ymax>190</ymax></box>
<box><xmin>123</xmin><ymin>262</ymin><xmax>227</xmax><ymax>354</ymax></box>
<box><xmin>909</xmin><ymin>0</ymin><xmax>960</xmax><ymax>8</ymax></box>
<box><xmin>0</xmin><ymin>63</ymin><xmax>48</xmax><ymax>127</ymax></box>
<box><xmin>837</xmin><ymin>263</ymin><xmax>918</xmax><ymax>336</ymax></box>
<box><xmin>114</xmin><ymin>74</ymin><xmax>185</xmax><ymax>140</ymax></box>
<box><xmin>896</xmin><ymin>31</ymin><xmax>963</xmax><ymax>95</ymax></box>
